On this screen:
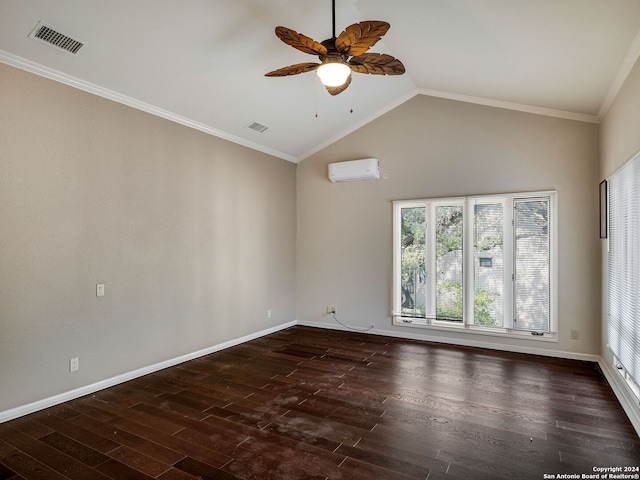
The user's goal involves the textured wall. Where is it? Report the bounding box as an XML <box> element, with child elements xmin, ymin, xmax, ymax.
<box><xmin>0</xmin><ymin>63</ymin><xmax>297</xmax><ymax>411</ymax></box>
<box><xmin>297</xmin><ymin>94</ymin><xmax>600</xmax><ymax>356</ymax></box>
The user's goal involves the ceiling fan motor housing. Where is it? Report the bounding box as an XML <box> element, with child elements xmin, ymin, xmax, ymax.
<box><xmin>265</xmin><ymin>8</ymin><xmax>404</xmax><ymax>95</ymax></box>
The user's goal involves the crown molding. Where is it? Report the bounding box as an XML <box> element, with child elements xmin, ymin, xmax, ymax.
<box><xmin>1</xmin><ymin>48</ymin><xmax>608</xmax><ymax>164</ymax></box>
<box><xmin>0</xmin><ymin>50</ymin><xmax>297</xmax><ymax>163</ymax></box>
<box><xmin>418</xmin><ymin>88</ymin><xmax>599</xmax><ymax>124</ymax></box>
<box><xmin>598</xmin><ymin>29</ymin><xmax>640</xmax><ymax>120</ymax></box>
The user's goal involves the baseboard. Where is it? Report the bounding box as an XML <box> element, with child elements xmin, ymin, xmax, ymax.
<box><xmin>296</xmin><ymin>320</ymin><xmax>600</xmax><ymax>362</ymax></box>
<box><xmin>0</xmin><ymin>320</ymin><xmax>296</xmax><ymax>424</ymax></box>
<box><xmin>598</xmin><ymin>359</ymin><xmax>640</xmax><ymax>436</ymax></box>
<box><xmin>5</xmin><ymin>319</ymin><xmax>636</xmax><ymax>437</ymax></box>
<box><xmin>298</xmin><ymin>320</ymin><xmax>640</xmax><ymax>436</ymax></box>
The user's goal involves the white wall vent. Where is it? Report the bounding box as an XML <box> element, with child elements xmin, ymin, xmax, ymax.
<box><xmin>246</xmin><ymin>121</ymin><xmax>269</xmax><ymax>133</ymax></box>
<box><xmin>28</xmin><ymin>22</ymin><xmax>86</xmax><ymax>56</ymax></box>
<box><xmin>328</xmin><ymin>158</ymin><xmax>380</xmax><ymax>183</ymax></box>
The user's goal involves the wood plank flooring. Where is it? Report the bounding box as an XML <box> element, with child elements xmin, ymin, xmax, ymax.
<box><xmin>1</xmin><ymin>326</ymin><xmax>639</xmax><ymax>479</ymax></box>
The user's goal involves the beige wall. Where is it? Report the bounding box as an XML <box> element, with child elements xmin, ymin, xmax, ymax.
<box><xmin>1</xmin><ymin>55</ymin><xmax>619</xmax><ymax>414</ymax></box>
<box><xmin>297</xmin><ymin>94</ymin><xmax>600</xmax><ymax>356</ymax></box>
<box><xmin>599</xmin><ymin>57</ymin><xmax>640</xmax><ymax>372</ymax></box>
<box><xmin>0</xmin><ymin>63</ymin><xmax>297</xmax><ymax>412</ymax></box>
<box><xmin>600</xmin><ymin>59</ymin><xmax>640</xmax><ymax>178</ymax></box>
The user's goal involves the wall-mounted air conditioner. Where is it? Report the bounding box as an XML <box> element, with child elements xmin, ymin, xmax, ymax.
<box><xmin>328</xmin><ymin>158</ymin><xmax>380</xmax><ymax>183</ymax></box>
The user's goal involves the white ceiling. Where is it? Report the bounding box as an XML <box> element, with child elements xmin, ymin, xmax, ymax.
<box><xmin>1</xmin><ymin>0</ymin><xmax>640</xmax><ymax>162</ymax></box>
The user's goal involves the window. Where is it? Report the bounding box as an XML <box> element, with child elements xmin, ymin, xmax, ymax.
<box><xmin>393</xmin><ymin>191</ymin><xmax>557</xmax><ymax>339</ymax></box>
<box><xmin>607</xmin><ymin>153</ymin><xmax>640</xmax><ymax>398</ymax></box>
<box><xmin>479</xmin><ymin>257</ymin><xmax>493</xmax><ymax>267</ymax></box>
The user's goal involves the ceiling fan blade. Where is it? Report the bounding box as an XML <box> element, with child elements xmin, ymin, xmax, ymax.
<box><xmin>325</xmin><ymin>74</ymin><xmax>352</xmax><ymax>96</ymax></box>
<box><xmin>274</xmin><ymin>26</ymin><xmax>328</xmax><ymax>56</ymax></box>
<box><xmin>349</xmin><ymin>53</ymin><xmax>405</xmax><ymax>75</ymax></box>
<box><xmin>265</xmin><ymin>62</ymin><xmax>321</xmax><ymax>77</ymax></box>
<box><xmin>335</xmin><ymin>21</ymin><xmax>390</xmax><ymax>57</ymax></box>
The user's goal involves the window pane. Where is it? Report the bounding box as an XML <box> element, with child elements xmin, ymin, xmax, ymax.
<box><xmin>514</xmin><ymin>198</ymin><xmax>550</xmax><ymax>332</ymax></box>
<box><xmin>400</xmin><ymin>207</ymin><xmax>426</xmax><ymax>317</ymax></box>
<box><xmin>436</xmin><ymin>205</ymin><xmax>463</xmax><ymax>322</ymax></box>
<box><xmin>473</xmin><ymin>203</ymin><xmax>503</xmax><ymax>326</ymax></box>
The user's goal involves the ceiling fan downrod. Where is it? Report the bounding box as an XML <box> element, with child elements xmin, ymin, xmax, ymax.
<box><xmin>331</xmin><ymin>0</ymin><xmax>336</xmax><ymax>39</ymax></box>
<box><xmin>265</xmin><ymin>0</ymin><xmax>405</xmax><ymax>95</ymax></box>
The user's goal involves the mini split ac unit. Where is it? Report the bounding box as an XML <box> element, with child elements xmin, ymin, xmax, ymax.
<box><xmin>328</xmin><ymin>158</ymin><xmax>380</xmax><ymax>183</ymax></box>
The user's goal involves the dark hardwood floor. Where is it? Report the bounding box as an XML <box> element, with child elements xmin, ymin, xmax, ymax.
<box><xmin>1</xmin><ymin>326</ymin><xmax>638</xmax><ymax>479</ymax></box>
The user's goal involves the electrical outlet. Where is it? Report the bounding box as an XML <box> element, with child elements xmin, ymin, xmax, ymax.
<box><xmin>326</xmin><ymin>306</ymin><xmax>336</xmax><ymax>314</ymax></box>
<box><xmin>570</xmin><ymin>329</ymin><xmax>579</xmax><ymax>340</ymax></box>
<box><xmin>69</xmin><ymin>357</ymin><xmax>79</xmax><ymax>372</ymax></box>
<box><xmin>267</xmin><ymin>309</ymin><xmax>272</xmax><ymax>318</ymax></box>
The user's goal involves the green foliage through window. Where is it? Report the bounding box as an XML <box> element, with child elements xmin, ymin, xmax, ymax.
<box><xmin>435</xmin><ymin>281</ymin><xmax>498</xmax><ymax>325</ymax></box>
<box><xmin>394</xmin><ymin>193</ymin><xmax>554</xmax><ymax>333</ymax></box>
<box><xmin>400</xmin><ymin>207</ymin><xmax>426</xmax><ymax>315</ymax></box>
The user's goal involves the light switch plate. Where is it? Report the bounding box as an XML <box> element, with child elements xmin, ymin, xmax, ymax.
<box><xmin>96</xmin><ymin>283</ymin><xmax>105</xmax><ymax>297</ymax></box>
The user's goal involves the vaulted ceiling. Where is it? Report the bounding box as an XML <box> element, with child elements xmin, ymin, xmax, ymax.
<box><xmin>1</xmin><ymin>0</ymin><xmax>640</xmax><ymax>162</ymax></box>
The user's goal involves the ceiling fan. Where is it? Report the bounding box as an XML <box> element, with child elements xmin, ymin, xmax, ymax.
<box><xmin>265</xmin><ymin>0</ymin><xmax>405</xmax><ymax>95</ymax></box>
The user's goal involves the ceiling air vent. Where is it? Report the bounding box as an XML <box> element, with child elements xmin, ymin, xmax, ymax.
<box><xmin>28</xmin><ymin>21</ymin><xmax>85</xmax><ymax>56</ymax></box>
<box><xmin>246</xmin><ymin>121</ymin><xmax>269</xmax><ymax>133</ymax></box>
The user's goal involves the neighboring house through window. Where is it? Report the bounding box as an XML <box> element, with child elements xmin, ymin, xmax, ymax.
<box><xmin>392</xmin><ymin>191</ymin><xmax>557</xmax><ymax>340</ymax></box>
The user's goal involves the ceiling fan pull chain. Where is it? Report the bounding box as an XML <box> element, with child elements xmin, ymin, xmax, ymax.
<box><xmin>315</xmin><ymin>75</ymin><xmax>319</xmax><ymax>117</ymax></box>
<box><xmin>265</xmin><ymin>1</ymin><xmax>404</xmax><ymax>94</ymax></box>
<box><xmin>350</xmin><ymin>83</ymin><xmax>353</xmax><ymax>113</ymax></box>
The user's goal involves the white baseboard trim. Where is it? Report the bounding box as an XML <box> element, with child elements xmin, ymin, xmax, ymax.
<box><xmin>598</xmin><ymin>359</ymin><xmax>640</xmax><ymax>436</ymax></box>
<box><xmin>299</xmin><ymin>320</ymin><xmax>640</xmax><ymax>436</ymax></box>
<box><xmin>296</xmin><ymin>320</ymin><xmax>600</xmax><ymax>362</ymax></box>
<box><xmin>4</xmin><ymin>319</ymin><xmax>638</xmax><ymax>438</ymax></box>
<box><xmin>0</xmin><ymin>321</ymin><xmax>296</xmax><ymax>424</ymax></box>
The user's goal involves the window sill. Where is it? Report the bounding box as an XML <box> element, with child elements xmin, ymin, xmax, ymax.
<box><xmin>612</xmin><ymin>356</ymin><xmax>640</xmax><ymax>402</ymax></box>
<box><xmin>393</xmin><ymin>316</ymin><xmax>558</xmax><ymax>343</ymax></box>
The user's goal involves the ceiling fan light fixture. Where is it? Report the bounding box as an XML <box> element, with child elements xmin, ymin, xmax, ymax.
<box><xmin>265</xmin><ymin>0</ymin><xmax>404</xmax><ymax>95</ymax></box>
<box><xmin>317</xmin><ymin>61</ymin><xmax>351</xmax><ymax>87</ymax></box>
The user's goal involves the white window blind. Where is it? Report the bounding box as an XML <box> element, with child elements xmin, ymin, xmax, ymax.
<box><xmin>473</xmin><ymin>202</ymin><xmax>504</xmax><ymax>327</ymax></box>
<box><xmin>393</xmin><ymin>191</ymin><xmax>556</xmax><ymax>337</ymax></box>
<box><xmin>514</xmin><ymin>198</ymin><xmax>551</xmax><ymax>332</ymax></box>
<box><xmin>608</xmin><ymin>155</ymin><xmax>640</xmax><ymax>387</ymax></box>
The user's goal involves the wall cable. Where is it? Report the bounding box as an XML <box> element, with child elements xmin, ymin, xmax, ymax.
<box><xmin>331</xmin><ymin>312</ymin><xmax>374</xmax><ymax>332</ymax></box>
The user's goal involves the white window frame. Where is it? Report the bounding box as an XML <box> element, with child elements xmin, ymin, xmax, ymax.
<box><xmin>429</xmin><ymin>198</ymin><xmax>465</xmax><ymax>326</ymax></box>
<box><xmin>392</xmin><ymin>191</ymin><xmax>558</xmax><ymax>342</ymax></box>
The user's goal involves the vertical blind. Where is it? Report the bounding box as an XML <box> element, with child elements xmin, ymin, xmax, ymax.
<box><xmin>608</xmin><ymin>154</ymin><xmax>640</xmax><ymax>388</ymax></box>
